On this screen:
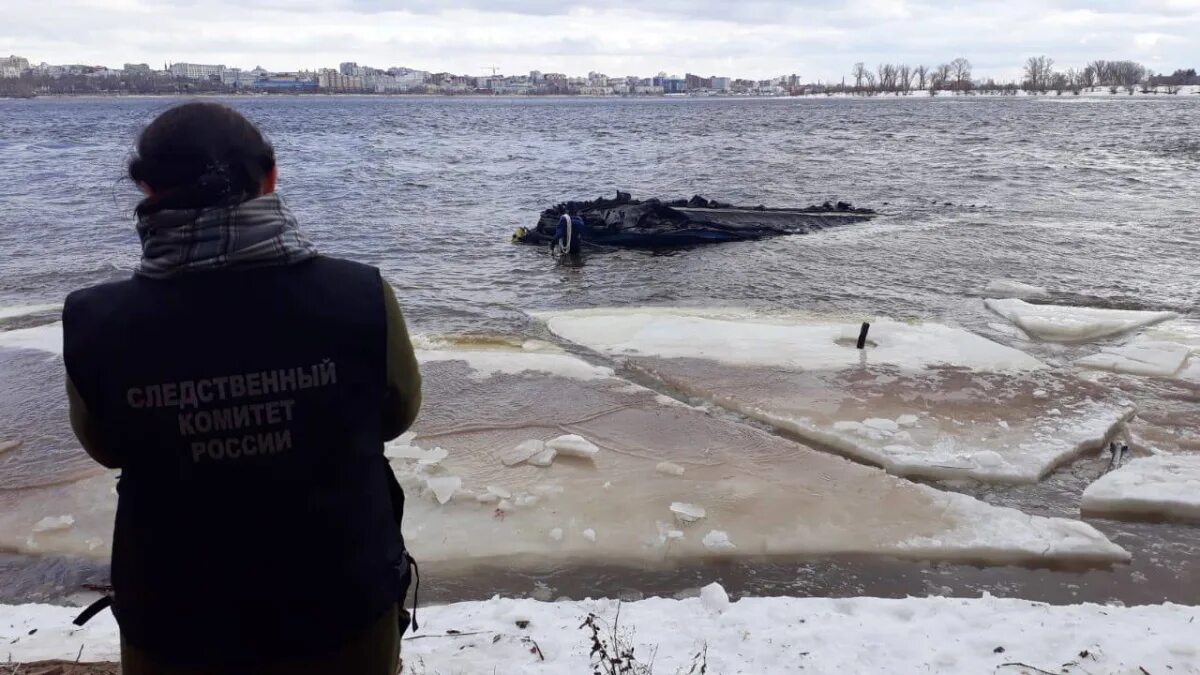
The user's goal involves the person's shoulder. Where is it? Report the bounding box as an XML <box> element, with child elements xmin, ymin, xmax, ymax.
<box><xmin>307</xmin><ymin>255</ymin><xmax>381</xmax><ymax>279</ymax></box>
<box><xmin>64</xmin><ymin>277</ymin><xmax>138</xmax><ymax>316</ymax></box>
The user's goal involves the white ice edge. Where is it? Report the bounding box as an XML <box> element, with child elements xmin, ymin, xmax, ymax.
<box><xmin>1082</xmin><ymin>455</ymin><xmax>1200</xmax><ymax>522</ymax></box>
<box><xmin>984</xmin><ymin>298</ymin><xmax>1177</xmax><ymax>343</ymax></box>
<box><xmin>5</xmin><ymin>594</ymin><xmax>1196</xmax><ymax>673</ymax></box>
<box><xmin>0</xmin><ymin>321</ymin><xmax>63</xmax><ymax>355</ymax></box>
<box><xmin>0</xmin><ymin>303</ymin><xmax>61</xmax><ymax>321</ymax></box>
<box><xmin>418</xmin><ymin>348</ymin><xmax>614</xmax><ymax>381</ymax></box>
<box><xmin>744</xmin><ymin>400</ymin><xmax>1135</xmax><ymax>484</ymax></box>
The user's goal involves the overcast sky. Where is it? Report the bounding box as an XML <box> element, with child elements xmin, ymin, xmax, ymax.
<box><xmin>4</xmin><ymin>0</ymin><xmax>1198</xmax><ymax>81</ymax></box>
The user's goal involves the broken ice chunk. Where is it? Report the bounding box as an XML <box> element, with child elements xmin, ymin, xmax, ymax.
<box><xmin>386</xmin><ymin>444</ymin><xmax>448</xmax><ymax>465</ymax></box>
<box><xmin>1082</xmin><ymin>454</ymin><xmax>1200</xmax><ymax>522</ymax></box>
<box><xmin>548</xmin><ymin>527</ymin><xmax>564</xmax><ymax>542</ymax></box>
<box><xmin>502</xmin><ymin>439</ymin><xmax>546</xmax><ymax>467</ymax></box>
<box><xmin>527</xmin><ymin>448</ymin><xmax>557</xmax><ymax>467</ymax></box>
<box><xmin>670</xmin><ymin>502</ymin><xmax>707</xmax><ymax>523</ymax></box>
<box><xmin>425</xmin><ymin>476</ymin><xmax>462</xmax><ymax>505</ymax></box>
<box><xmin>486</xmin><ymin>485</ymin><xmax>513</xmax><ymax>499</ymax></box>
<box><xmin>655</xmin><ymin>461</ymin><xmax>686</xmax><ymax>477</ymax></box>
<box><xmin>984</xmin><ymin>279</ymin><xmax>1048</xmax><ymax>299</ymax></box>
<box><xmin>32</xmin><ymin>515</ymin><xmax>75</xmax><ymax>533</ymax></box>
<box><xmin>546</xmin><ymin>434</ymin><xmax>600</xmax><ymax>459</ymax></box>
<box><xmin>863</xmin><ymin>418</ymin><xmax>899</xmax><ymax>434</ymax></box>
<box><xmin>700</xmin><ymin>582</ymin><xmax>730</xmax><ymax>613</ymax></box>
<box><xmin>1076</xmin><ymin>341</ymin><xmax>1192</xmax><ymax>378</ymax></box>
<box><xmin>896</xmin><ymin>415</ymin><xmax>920</xmax><ymax>428</ymax></box>
<box><xmin>985</xmin><ymin>299</ymin><xmax>1176</xmax><ymax>343</ymax></box>
<box><xmin>702</xmin><ymin>530</ymin><xmax>736</xmax><ymax>552</ymax></box>
<box><xmin>582</xmin><ymin>528</ymin><xmax>597</xmax><ymax>543</ymax></box>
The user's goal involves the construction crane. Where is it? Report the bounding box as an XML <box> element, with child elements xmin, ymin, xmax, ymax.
<box><xmin>481</xmin><ymin>65</ymin><xmax>500</xmax><ymax>76</ymax></box>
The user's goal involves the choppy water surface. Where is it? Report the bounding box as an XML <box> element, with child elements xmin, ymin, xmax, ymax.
<box><xmin>0</xmin><ymin>96</ymin><xmax>1197</xmax><ymax>605</ymax></box>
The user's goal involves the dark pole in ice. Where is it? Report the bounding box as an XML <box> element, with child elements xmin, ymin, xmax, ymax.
<box><xmin>856</xmin><ymin>322</ymin><xmax>871</xmax><ymax>349</ymax></box>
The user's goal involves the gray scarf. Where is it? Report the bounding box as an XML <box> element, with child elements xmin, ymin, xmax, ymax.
<box><xmin>135</xmin><ymin>193</ymin><xmax>318</xmax><ymax>278</ymax></box>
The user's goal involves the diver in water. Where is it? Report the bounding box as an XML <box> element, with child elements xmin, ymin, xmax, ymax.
<box><xmin>62</xmin><ymin>102</ymin><xmax>421</xmax><ymax>675</ymax></box>
<box><xmin>551</xmin><ymin>211</ymin><xmax>584</xmax><ymax>260</ymax></box>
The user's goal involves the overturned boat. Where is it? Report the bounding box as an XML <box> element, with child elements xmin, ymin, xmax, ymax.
<box><xmin>513</xmin><ymin>192</ymin><xmax>876</xmax><ymax>249</ymax></box>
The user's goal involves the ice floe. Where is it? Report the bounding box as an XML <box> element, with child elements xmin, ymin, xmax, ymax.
<box><xmin>540</xmin><ymin>308</ymin><xmax>1044</xmax><ymax>372</ymax></box>
<box><xmin>6</xmin><ymin>594</ymin><xmax>1197</xmax><ymax>673</ymax></box>
<box><xmin>1076</xmin><ymin>341</ymin><xmax>1193</xmax><ymax>378</ymax></box>
<box><xmin>0</xmin><ymin>322</ymin><xmax>63</xmax><ymax>355</ymax></box>
<box><xmin>1082</xmin><ymin>454</ymin><xmax>1200</xmax><ymax>522</ymax></box>
<box><xmin>541</xmin><ymin>308</ymin><xmax>1132</xmax><ymax>483</ymax></box>
<box><xmin>0</xmin><ymin>342</ymin><xmax>1129</xmax><ymax>566</ymax></box>
<box><xmin>0</xmin><ymin>304</ymin><xmax>61</xmax><ymax>321</ymax></box>
<box><xmin>984</xmin><ymin>298</ymin><xmax>1176</xmax><ymax>342</ymax></box>
<box><xmin>984</xmin><ymin>279</ymin><xmax>1048</xmax><ymax>298</ymax></box>
<box><xmin>545</xmin><ymin>434</ymin><xmax>600</xmax><ymax>459</ymax></box>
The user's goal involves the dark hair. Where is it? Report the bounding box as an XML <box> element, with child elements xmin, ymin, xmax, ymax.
<box><xmin>129</xmin><ymin>102</ymin><xmax>275</xmax><ymax>216</ymax></box>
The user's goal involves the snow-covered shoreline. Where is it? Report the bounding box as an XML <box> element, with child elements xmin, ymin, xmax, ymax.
<box><xmin>5</xmin><ymin>590</ymin><xmax>1198</xmax><ymax>673</ymax></box>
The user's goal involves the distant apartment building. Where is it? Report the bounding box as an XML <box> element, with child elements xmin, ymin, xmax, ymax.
<box><xmin>318</xmin><ymin>69</ymin><xmax>365</xmax><ymax>92</ymax></box>
<box><xmin>255</xmin><ymin>72</ymin><xmax>318</xmax><ymax>92</ymax></box>
<box><xmin>712</xmin><ymin>77</ymin><xmax>731</xmax><ymax>91</ymax></box>
<box><xmin>123</xmin><ymin>63</ymin><xmax>153</xmax><ymax>75</ymax></box>
<box><xmin>221</xmin><ymin>67</ymin><xmax>266</xmax><ymax>87</ymax></box>
<box><xmin>1</xmin><ymin>55</ymin><xmax>30</xmax><ymax>78</ymax></box>
<box><xmin>169</xmin><ymin>62</ymin><xmax>225</xmax><ymax>80</ymax></box>
<box><xmin>684</xmin><ymin>73</ymin><xmax>713</xmax><ymax>90</ymax></box>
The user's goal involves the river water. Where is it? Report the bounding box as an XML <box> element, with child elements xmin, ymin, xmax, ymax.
<box><xmin>0</xmin><ymin>95</ymin><xmax>1197</xmax><ymax>605</ymax></box>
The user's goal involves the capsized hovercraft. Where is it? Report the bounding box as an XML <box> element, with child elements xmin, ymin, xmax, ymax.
<box><xmin>513</xmin><ymin>192</ymin><xmax>876</xmax><ymax>249</ymax></box>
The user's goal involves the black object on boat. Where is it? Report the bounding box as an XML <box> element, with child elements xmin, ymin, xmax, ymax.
<box><xmin>514</xmin><ymin>192</ymin><xmax>876</xmax><ymax>249</ymax></box>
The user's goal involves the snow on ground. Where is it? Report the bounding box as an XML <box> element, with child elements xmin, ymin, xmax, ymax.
<box><xmin>0</xmin><ymin>304</ymin><xmax>61</xmax><ymax>321</ymax></box>
<box><xmin>0</xmin><ymin>341</ymin><xmax>1129</xmax><ymax>565</ymax></box>
<box><xmin>0</xmin><ymin>321</ymin><xmax>63</xmax><ymax>355</ymax></box>
<box><xmin>985</xmin><ymin>299</ymin><xmax>1176</xmax><ymax>342</ymax></box>
<box><xmin>984</xmin><ymin>279</ymin><xmax>1048</xmax><ymax>299</ymax></box>
<box><xmin>540</xmin><ymin>308</ymin><xmax>1132</xmax><ymax>483</ymax></box>
<box><xmin>5</xmin><ymin>592</ymin><xmax>1197</xmax><ymax>673</ymax></box>
<box><xmin>1082</xmin><ymin>454</ymin><xmax>1200</xmax><ymax>522</ymax></box>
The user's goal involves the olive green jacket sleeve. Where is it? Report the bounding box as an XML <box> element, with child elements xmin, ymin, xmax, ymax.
<box><xmin>381</xmin><ymin>279</ymin><xmax>422</xmax><ymax>440</ymax></box>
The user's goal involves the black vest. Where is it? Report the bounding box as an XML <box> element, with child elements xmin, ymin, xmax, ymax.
<box><xmin>63</xmin><ymin>256</ymin><xmax>407</xmax><ymax>666</ymax></box>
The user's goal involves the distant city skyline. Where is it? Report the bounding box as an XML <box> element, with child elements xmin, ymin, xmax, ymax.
<box><xmin>6</xmin><ymin>0</ymin><xmax>1199</xmax><ymax>82</ymax></box>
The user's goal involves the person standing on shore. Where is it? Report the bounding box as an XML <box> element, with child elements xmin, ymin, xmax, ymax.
<box><xmin>62</xmin><ymin>101</ymin><xmax>421</xmax><ymax>675</ymax></box>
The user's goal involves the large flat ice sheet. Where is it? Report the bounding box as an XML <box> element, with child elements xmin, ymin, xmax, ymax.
<box><xmin>541</xmin><ymin>308</ymin><xmax>1133</xmax><ymax>483</ymax></box>
<box><xmin>1082</xmin><ymin>454</ymin><xmax>1200</xmax><ymax>522</ymax></box>
<box><xmin>0</xmin><ymin>344</ymin><xmax>1128</xmax><ymax>566</ymax></box>
<box><xmin>1076</xmin><ymin>341</ymin><xmax>1193</xmax><ymax>378</ymax></box>
<box><xmin>6</xmin><ymin>593</ymin><xmax>1197</xmax><ymax>673</ymax></box>
<box><xmin>985</xmin><ymin>298</ymin><xmax>1176</xmax><ymax>342</ymax></box>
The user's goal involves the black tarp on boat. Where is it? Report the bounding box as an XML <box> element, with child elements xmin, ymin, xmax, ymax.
<box><xmin>514</xmin><ymin>192</ymin><xmax>876</xmax><ymax>249</ymax></box>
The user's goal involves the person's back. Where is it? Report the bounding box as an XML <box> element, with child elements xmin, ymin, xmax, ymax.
<box><xmin>62</xmin><ymin>102</ymin><xmax>420</xmax><ymax>674</ymax></box>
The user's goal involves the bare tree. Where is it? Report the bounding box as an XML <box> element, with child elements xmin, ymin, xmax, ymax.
<box><xmin>864</xmin><ymin>71</ymin><xmax>878</xmax><ymax>93</ymax></box>
<box><xmin>950</xmin><ymin>57</ymin><xmax>972</xmax><ymax>92</ymax></box>
<box><xmin>935</xmin><ymin>63</ymin><xmax>952</xmax><ymax>90</ymax></box>
<box><xmin>1088</xmin><ymin>60</ymin><xmax>1109</xmax><ymax>86</ymax></box>
<box><xmin>852</xmin><ymin>62</ymin><xmax>867</xmax><ymax>92</ymax></box>
<box><xmin>898</xmin><ymin>65</ymin><xmax>913</xmax><ymax>95</ymax></box>
<box><xmin>1065</xmin><ymin>67</ymin><xmax>1083</xmax><ymax>94</ymax></box>
<box><xmin>1081</xmin><ymin>65</ymin><xmax>1096</xmax><ymax>90</ymax></box>
<box><xmin>1050</xmin><ymin>71</ymin><xmax>1068</xmax><ymax>95</ymax></box>
<box><xmin>914</xmin><ymin>65</ymin><xmax>928</xmax><ymax>91</ymax></box>
<box><xmin>1023</xmin><ymin>55</ymin><xmax>1054</xmax><ymax>93</ymax></box>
